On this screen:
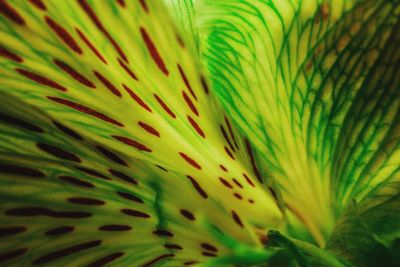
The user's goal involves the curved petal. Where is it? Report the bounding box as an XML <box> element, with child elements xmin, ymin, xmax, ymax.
<box><xmin>197</xmin><ymin>0</ymin><xmax>399</xmax><ymax>245</ymax></box>
<box><xmin>0</xmin><ymin>0</ymin><xmax>282</xmax><ymax>265</ymax></box>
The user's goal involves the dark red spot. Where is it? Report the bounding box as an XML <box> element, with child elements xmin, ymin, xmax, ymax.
<box><xmin>86</xmin><ymin>252</ymin><xmax>125</xmax><ymax>267</ymax></box>
<box><xmin>165</xmin><ymin>244</ymin><xmax>182</xmax><ymax>250</ymax></box>
<box><xmin>5</xmin><ymin>207</ymin><xmax>91</xmax><ymax>218</ymax></box>
<box><xmin>179</xmin><ymin>152</ymin><xmax>201</xmax><ymax>169</ymax></box>
<box><xmin>32</xmin><ymin>240</ymin><xmax>101</xmax><ymax>264</ymax></box>
<box><xmin>0</xmin><ymin>162</ymin><xmax>42</xmax><ymax>177</ymax></box>
<box><xmin>112</xmin><ymin>135</ymin><xmax>152</xmax><ymax>152</ymax></box>
<box><xmin>225</xmin><ymin>116</ymin><xmax>239</xmax><ymax>149</ymax></box>
<box><xmin>54</xmin><ymin>59</ymin><xmax>96</xmax><ymax>88</ymax></box>
<box><xmin>140</xmin><ymin>27</ymin><xmax>168</xmax><ymax>76</ymax></box>
<box><xmin>233</xmin><ymin>193</ymin><xmax>242</xmax><ymax>200</ymax></box>
<box><xmin>139</xmin><ymin>0</ymin><xmax>149</xmax><ymax>13</ymax></box>
<box><xmin>45</xmin><ymin>226</ymin><xmax>73</xmax><ymax>235</ymax></box>
<box><xmin>142</xmin><ymin>254</ymin><xmax>175</xmax><ymax>267</ymax></box>
<box><xmin>96</xmin><ymin>146</ymin><xmax>127</xmax><ymax>166</ymax></box>
<box><xmin>37</xmin><ymin>143</ymin><xmax>81</xmax><ymax>162</ymax></box>
<box><xmin>99</xmin><ymin>225</ymin><xmax>131</xmax><ymax>231</ymax></box>
<box><xmin>232</xmin><ymin>210</ymin><xmax>243</xmax><ymax>228</ymax></box>
<box><xmin>184</xmin><ymin>261</ymin><xmax>199</xmax><ymax>265</ymax></box>
<box><xmin>232</xmin><ymin>178</ymin><xmax>243</xmax><ymax>188</ymax></box>
<box><xmin>219</xmin><ymin>165</ymin><xmax>228</xmax><ymax>172</ymax></box>
<box><xmin>154</xmin><ymin>93</ymin><xmax>176</xmax><ymax>118</ymax></box>
<box><xmin>177</xmin><ymin>64</ymin><xmax>197</xmax><ymax>100</ymax></box>
<box><xmin>117</xmin><ymin>191</ymin><xmax>144</xmax><ymax>204</ymax></box>
<box><xmin>182</xmin><ymin>91</ymin><xmax>198</xmax><ymax>116</ymax></box>
<box><xmin>243</xmin><ymin>173</ymin><xmax>255</xmax><ymax>187</ymax></box>
<box><xmin>0</xmin><ymin>248</ymin><xmax>28</xmax><ymax>263</ymax></box>
<box><xmin>0</xmin><ymin>226</ymin><xmax>26</xmax><ymax>238</ymax></box>
<box><xmin>188</xmin><ymin>116</ymin><xmax>205</xmax><ymax>139</ymax></box>
<box><xmin>180</xmin><ymin>209</ymin><xmax>195</xmax><ymax>221</ymax></box>
<box><xmin>0</xmin><ymin>1</ymin><xmax>25</xmax><ymax>25</ymax></box>
<box><xmin>109</xmin><ymin>169</ymin><xmax>138</xmax><ymax>185</ymax></box>
<box><xmin>269</xmin><ymin>186</ymin><xmax>278</xmax><ymax>201</ymax></box>
<box><xmin>76</xmin><ymin>28</ymin><xmax>107</xmax><ymax>64</ymax></box>
<box><xmin>121</xmin><ymin>209</ymin><xmax>150</xmax><ymax>218</ymax></box>
<box><xmin>249</xmin><ymin>199</ymin><xmax>255</xmax><ymax>204</ymax></box>
<box><xmin>59</xmin><ymin>175</ymin><xmax>95</xmax><ymax>188</ymax></box>
<box><xmin>224</xmin><ymin>146</ymin><xmax>235</xmax><ymax>160</ymax></box>
<box><xmin>94</xmin><ymin>71</ymin><xmax>121</xmax><ymax>97</ymax></box>
<box><xmin>187</xmin><ymin>175</ymin><xmax>208</xmax><ymax>199</ymax></box>
<box><xmin>153</xmin><ymin>229</ymin><xmax>173</xmax><ymax>237</ymax></box>
<box><xmin>176</xmin><ymin>34</ymin><xmax>185</xmax><ymax>48</ymax></box>
<box><xmin>47</xmin><ymin>96</ymin><xmax>124</xmax><ymax>127</ymax></box>
<box><xmin>202</xmin><ymin>252</ymin><xmax>217</xmax><ymax>257</ymax></box>
<box><xmin>138</xmin><ymin>121</ymin><xmax>160</xmax><ymax>137</ymax></box>
<box><xmin>220</xmin><ymin>125</ymin><xmax>235</xmax><ymax>152</ymax></box>
<box><xmin>201</xmin><ymin>243</ymin><xmax>218</xmax><ymax>252</ymax></box>
<box><xmin>53</xmin><ymin>121</ymin><xmax>83</xmax><ymax>140</ymax></box>
<box><xmin>116</xmin><ymin>0</ymin><xmax>125</xmax><ymax>7</ymax></box>
<box><xmin>45</xmin><ymin>16</ymin><xmax>82</xmax><ymax>54</ymax></box>
<box><xmin>17</xmin><ymin>68</ymin><xmax>67</xmax><ymax>91</ymax></box>
<box><xmin>78</xmin><ymin>0</ymin><xmax>128</xmax><ymax>62</ymax></box>
<box><xmin>0</xmin><ymin>46</ymin><xmax>23</xmax><ymax>62</ymax></box>
<box><xmin>245</xmin><ymin>138</ymin><xmax>263</xmax><ymax>183</ymax></box>
<box><xmin>123</xmin><ymin>84</ymin><xmax>152</xmax><ymax>112</ymax></box>
<box><xmin>75</xmin><ymin>167</ymin><xmax>111</xmax><ymax>180</ymax></box>
<box><xmin>200</xmin><ymin>75</ymin><xmax>209</xmax><ymax>94</ymax></box>
<box><xmin>118</xmin><ymin>58</ymin><xmax>138</xmax><ymax>81</ymax></box>
<box><xmin>28</xmin><ymin>0</ymin><xmax>46</xmax><ymax>10</ymax></box>
<box><xmin>67</xmin><ymin>197</ymin><xmax>105</xmax><ymax>206</ymax></box>
<box><xmin>219</xmin><ymin>177</ymin><xmax>233</xmax><ymax>189</ymax></box>
<box><xmin>0</xmin><ymin>112</ymin><xmax>43</xmax><ymax>133</ymax></box>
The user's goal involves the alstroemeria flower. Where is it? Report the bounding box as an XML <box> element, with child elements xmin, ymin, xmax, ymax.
<box><xmin>0</xmin><ymin>0</ymin><xmax>398</xmax><ymax>266</ymax></box>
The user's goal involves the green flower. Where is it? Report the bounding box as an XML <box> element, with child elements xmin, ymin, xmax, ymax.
<box><xmin>0</xmin><ymin>0</ymin><xmax>398</xmax><ymax>266</ymax></box>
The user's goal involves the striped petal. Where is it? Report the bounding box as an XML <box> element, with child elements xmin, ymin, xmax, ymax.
<box><xmin>0</xmin><ymin>0</ymin><xmax>282</xmax><ymax>266</ymax></box>
<box><xmin>196</xmin><ymin>0</ymin><xmax>400</xmax><ymax>245</ymax></box>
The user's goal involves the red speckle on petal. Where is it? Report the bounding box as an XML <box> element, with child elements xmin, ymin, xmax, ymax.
<box><xmin>28</xmin><ymin>0</ymin><xmax>46</xmax><ymax>10</ymax></box>
<box><xmin>123</xmin><ymin>84</ymin><xmax>152</xmax><ymax>112</ymax></box>
<box><xmin>177</xmin><ymin>64</ymin><xmax>197</xmax><ymax>100</ymax></box>
<box><xmin>78</xmin><ymin>0</ymin><xmax>128</xmax><ymax>62</ymax></box>
<box><xmin>232</xmin><ymin>210</ymin><xmax>243</xmax><ymax>228</ymax></box>
<box><xmin>179</xmin><ymin>152</ymin><xmax>201</xmax><ymax>170</ymax></box>
<box><xmin>45</xmin><ymin>16</ymin><xmax>82</xmax><ymax>54</ymax></box>
<box><xmin>224</xmin><ymin>146</ymin><xmax>235</xmax><ymax>160</ymax></box>
<box><xmin>112</xmin><ymin>135</ymin><xmax>152</xmax><ymax>152</ymax></box>
<box><xmin>76</xmin><ymin>28</ymin><xmax>107</xmax><ymax>64</ymax></box>
<box><xmin>0</xmin><ymin>1</ymin><xmax>25</xmax><ymax>25</ymax></box>
<box><xmin>139</xmin><ymin>0</ymin><xmax>149</xmax><ymax>13</ymax></box>
<box><xmin>54</xmin><ymin>59</ymin><xmax>96</xmax><ymax>88</ymax></box>
<box><xmin>118</xmin><ymin>58</ymin><xmax>138</xmax><ymax>81</ymax></box>
<box><xmin>188</xmin><ymin>116</ymin><xmax>205</xmax><ymax>139</ymax></box>
<box><xmin>47</xmin><ymin>96</ymin><xmax>124</xmax><ymax>127</ymax></box>
<box><xmin>94</xmin><ymin>71</ymin><xmax>121</xmax><ymax>97</ymax></box>
<box><xmin>153</xmin><ymin>94</ymin><xmax>175</xmax><ymax>118</ymax></box>
<box><xmin>138</xmin><ymin>121</ymin><xmax>160</xmax><ymax>137</ymax></box>
<box><xmin>243</xmin><ymin>173</ymin><xmax>255</xmax><ymax>187</ymax></box>
<box><xmin>187</xmin><ymin>175</ymin><xmax>208</xmax><ymax>199</ymax></box>
<box><xmin>0</xmin><ymin>46</ymin><xmax>23</xmax><ymax>62</ymax></box>
<box><xmin>219</xmin><ymin>177</ymin><xmax>233</xmax><ymax>189</ymax></box>
<box><xmin>140</xmin><ymin>27</ymin><xmax>168</xmax><ymax>76</ymax></box>
<box><xmin>182</xmin><ymin>91</ymin><xmax>198</xmax><ymax>116</ymax></box>
<box><xmin>16</xmin><ymin>68</ymin><xmax>67</xmax><ymax>91</ymax></box>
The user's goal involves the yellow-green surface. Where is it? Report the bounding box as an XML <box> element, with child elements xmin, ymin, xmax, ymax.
<box><xmin>0</xmin><ymin>0</ymin><xmax>399</xmax><ymax>266</ymax></box>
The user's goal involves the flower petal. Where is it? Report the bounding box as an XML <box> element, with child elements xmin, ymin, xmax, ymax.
<box><xmin>197</xmin><ymin>0</ymin><xmax>400</xmax><ymax>245</ymax></box>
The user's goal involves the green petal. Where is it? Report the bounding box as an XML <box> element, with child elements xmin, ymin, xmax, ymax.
<box><xmin>326</xmin><ymin>182</ymin><xmax>400</xmax><ymax>267</ymax></box>
<box><xmin>0</xmin><ymin>0</ymin><xmax>282</xmax><ymax>265</ymax></box>
<box><xmin>197</xmin><ymin>0</ymin><xmax>400</xmax><ymax>245</ymax></box>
